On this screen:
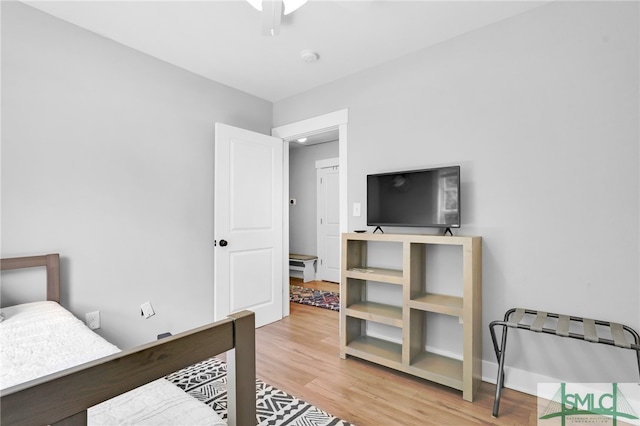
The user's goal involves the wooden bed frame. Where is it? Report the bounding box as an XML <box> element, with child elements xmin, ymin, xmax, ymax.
<box><xmin>0</xmin><ymin>254</ymin><xmax>256</xmax><ymax>426</ymax></box>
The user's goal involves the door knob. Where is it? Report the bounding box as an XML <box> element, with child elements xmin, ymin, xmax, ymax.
<box><xmin>219</xmin><ymin>239</ymin><xmax>228</xmax><ymax>247</ymax></box>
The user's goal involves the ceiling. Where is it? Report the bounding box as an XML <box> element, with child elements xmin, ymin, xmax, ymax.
<box><xmin>24</xmin><ymin>0</ymin><xmax>549</xmax><ymax>102</ymax></box>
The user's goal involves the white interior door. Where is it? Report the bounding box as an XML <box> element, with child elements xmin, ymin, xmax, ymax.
<box><xmin>317</xmin><ymin>161</ymin><xmax>340</xmax><ymax>283</ymax></box>
<box><xmin>214</xmin><ymin>123</ymin><xmax>283</xmax><ymax>328</ymax></box>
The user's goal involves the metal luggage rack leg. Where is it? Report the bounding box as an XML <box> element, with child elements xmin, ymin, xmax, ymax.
<box><xmin>489</xmin><ymin>308</ymin><xmax>640</xmax><ymax>418</ymax></box>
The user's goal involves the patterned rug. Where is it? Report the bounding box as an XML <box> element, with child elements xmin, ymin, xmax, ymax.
<box><xmin>167</xmin><ymin>357</ymin><xmax>351</xmax><ymax>426</ymax></box>
<box><xmin>289</xmin><ymin>285</ymin><xmax>340</xmax><ymax>311</ymax></box>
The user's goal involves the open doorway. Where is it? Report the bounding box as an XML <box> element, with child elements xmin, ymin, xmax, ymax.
<box><xmin>289</xmin><ymin>131</ymin><xmax>340</xmax><ymax>285</ymax></box>
<box><xmin>272</xmin><ymin>109</ymin><xmax>348</xmax><ymax>318</ymax></box>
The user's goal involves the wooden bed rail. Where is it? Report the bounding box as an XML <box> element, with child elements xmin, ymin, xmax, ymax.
<box><xmin>0</xmin><ymin>253</ymin><xmax>60</xmax><ymax>303</ymax></box>
<box><xmin>0</xmin><ymin>310</ymin><xmax>256</xmax><ymax>426</ymax></box>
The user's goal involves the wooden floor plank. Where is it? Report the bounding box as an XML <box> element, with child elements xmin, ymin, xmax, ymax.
<box><xmin>253</xmin><ymin>280</ymin><xmax>537</xmax><ymax>425</ymax></box>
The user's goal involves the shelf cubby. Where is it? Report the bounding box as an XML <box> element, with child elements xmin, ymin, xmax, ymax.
<box><xmin>343</xmin><ymin>316</ymin><xmax>403</xmax><ymax>369</ymax></box>
<box><xmin>409</xmin><ymin>351</ymin><xmax>464</xmax><ymax>390</ymax></box>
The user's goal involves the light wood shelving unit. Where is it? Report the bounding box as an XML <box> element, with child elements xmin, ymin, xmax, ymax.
<box><xmin>340</xmin><ymin>232</ymin><xmax>482</xmax><ymax>402</ymax></box>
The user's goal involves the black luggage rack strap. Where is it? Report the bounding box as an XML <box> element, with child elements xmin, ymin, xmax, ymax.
<box><xmin>489</xmin><ymin>308</ymin><xmax>640</xmax><ymax>417</ymax></box>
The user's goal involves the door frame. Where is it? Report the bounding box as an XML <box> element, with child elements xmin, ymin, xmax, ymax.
<box><xmin>271</xmin><ymin>108</ymin><xmax>349</xmax><ymax>317</ymax></box>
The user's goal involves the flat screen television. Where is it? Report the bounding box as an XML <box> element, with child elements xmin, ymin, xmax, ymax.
<box><xmin>367</xmin><ymin>165</ymin><xmax>461</xmax><ymax>230</ymax></box>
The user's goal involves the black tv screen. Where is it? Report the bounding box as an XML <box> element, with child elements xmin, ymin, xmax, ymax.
<box><xmin>367</xmin><ymin>166</ymin><xmax>460</xmax><ymax>228</ymax></box>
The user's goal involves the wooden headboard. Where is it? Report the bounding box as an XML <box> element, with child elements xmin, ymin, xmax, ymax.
<box><xmin>0</xmin><ymin>253</ymin><xmax>60</xmax><ymax>303</ymax></box>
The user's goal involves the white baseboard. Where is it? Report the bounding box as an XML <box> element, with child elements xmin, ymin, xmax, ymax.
<box><xmin>482</xmin><ymin>359</ymin><xmax>560</xmax><ymax>396</ymax></box>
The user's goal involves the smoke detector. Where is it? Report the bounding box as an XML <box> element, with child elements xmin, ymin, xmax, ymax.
<box><xmin>300</xmin><ymin>50</ymin><xmax>319</xmax><ymax>63</ymax></box>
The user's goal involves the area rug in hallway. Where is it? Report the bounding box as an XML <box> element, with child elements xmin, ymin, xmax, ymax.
<box><xmin>289</xmin><ymin>285</ymin><xmax>340</xmax><ymax>311</ymax></box>
<box><xmin>166</xmin><ymin>357</ymin><xmax>351</xmax><ymax>426</ymax></box>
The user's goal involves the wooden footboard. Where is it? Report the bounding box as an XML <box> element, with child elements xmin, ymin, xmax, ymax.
<box><xmin>1</xmin><ymin>311</ymin><xmax>256</xmax><ymax>426</ymax></box>
<box><xmin>0</xmin><ymin>254</ymin><xmax>257</xmax><ymax>426</ymax></box>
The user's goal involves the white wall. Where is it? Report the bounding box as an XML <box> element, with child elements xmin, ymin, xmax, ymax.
<box><xmin>274</xmin><ymin>1</ymin><xmax>639</xmax><ymax>391</ymax></box>
<box><xmin>1</xmin><ymin>2</ymin><xmax>273</xmax><ymax>348</ymax></box>
<box><xmin>289</xmin><ymin>141</ymin><xmax>339</xmax><ymax>256</ymax></box>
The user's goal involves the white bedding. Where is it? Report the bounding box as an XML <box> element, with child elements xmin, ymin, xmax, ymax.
<box><xmin>89</xmin><ymin>378</ymin><xmax>224</xmax><ymax>426</ymax></box>
<box><xmin>0</xmin><ymin>301</ymin><xmax>225</xmax><ymax>425</ymax></box>
<box><xmin>0</xmin><ymin>301</ymin><xmax>120</xmax><ymax>389</ymax></box>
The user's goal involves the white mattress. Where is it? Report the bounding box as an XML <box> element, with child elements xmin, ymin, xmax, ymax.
<box><xmin>0</xmin><ymin>301</ymin><xmax>120</xmax><ymax>389</ymax></box>
<box><xmin>0</xmin><ymin>301</ymin><xmax>225</xmax><ymax>425</ymax></box>
<box><xmin>89</xmin><ymin>378</ymin><xmax>224</xmax><ymax>426</ymax></box>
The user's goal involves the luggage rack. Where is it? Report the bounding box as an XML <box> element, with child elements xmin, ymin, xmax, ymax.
<box><xmin>489</xmin><ymin>308</ymin><xmax>640</xmax><ymax>417</ymax></box>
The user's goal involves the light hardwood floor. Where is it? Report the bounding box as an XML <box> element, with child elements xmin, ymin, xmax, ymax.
<box><xmin>252</xmin><ymin>279</ymin><xmax>538</xmax><ymax>425</ymax></box>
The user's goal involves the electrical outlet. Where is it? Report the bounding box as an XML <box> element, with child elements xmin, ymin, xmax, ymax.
<box><xmin>86</xmin><ymin>311</ymin><xmax>100</xmax><ymax>330</ymax></box>
<box><xmin>141</xmin><ymin>301</ymin><xmax>155</xmax><ymax>319</ymax></box>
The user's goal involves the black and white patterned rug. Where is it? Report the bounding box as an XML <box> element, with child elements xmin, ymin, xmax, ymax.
<box><xmin>166</xmin><ymin>357</ymin><xmax>351</xmax><ymax>426</ymax></box>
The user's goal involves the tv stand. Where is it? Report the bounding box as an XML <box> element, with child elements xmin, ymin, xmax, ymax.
<box><xmin>340</xmin><ymin>232</ymin><xmax>483</xmax><ymax>401</ymax></box>
<box><xmin>373</xmin><ymin>226</ymin><xmax>384</xmax><ymax>234</ymax></box>
<box><xmin>443</xmin><ymin>227</ymin><xmax>453</xmax><ymax>236</ymax></box>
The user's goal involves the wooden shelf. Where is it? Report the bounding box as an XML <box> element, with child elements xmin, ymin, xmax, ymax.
<box><xmin>340</xmin><ymin>232</ymin><xmax>482</xmax><ymax>402</ymax></box>
<box><xmin>345</xmin><ymin>267</ymin><xmax>404</xmax><ymax>285</ymax></box>
<box><xmin>410</xmin><ymin>293</ymin><xmax>463</xmax><ymax>317</ymax></box>
<box><xmin>409</xmin><ymin>351</ymin><xmax>463</xmax><ymax>390</ymax></box>
<box><xmin>344</xmin><ymin>335</ymin><xmax>402</xmax><ymax>368</ymax></box>
<box><xmin>345</xmin><ymin>301</ymin><xmax>403</xmax><ymax>327</ymax></box>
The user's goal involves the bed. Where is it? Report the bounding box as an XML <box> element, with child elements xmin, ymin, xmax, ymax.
<box><xmin>0</xmin><ymin>253</ymin><xmax>256</xmax><ymax>426</ymax></box>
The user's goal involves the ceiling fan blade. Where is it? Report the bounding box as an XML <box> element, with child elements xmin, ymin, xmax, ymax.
<box><xmin>247</xmin><ymin>0</ymin><xmax>262</xmax><ymax>11</ymax></box>
<box><xmin>283</xmin><ymin>0</ymin><xmax>308</xmax><ymax>15</ymax></box>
